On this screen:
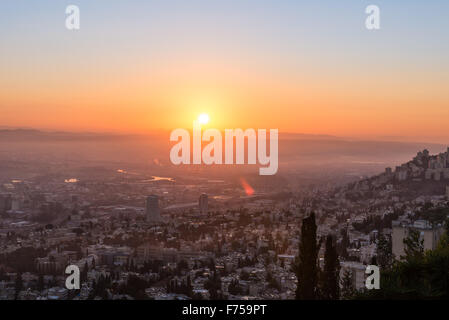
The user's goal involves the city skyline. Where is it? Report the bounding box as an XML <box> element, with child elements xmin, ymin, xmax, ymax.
<box><xmin>1</xmin><ymin>1</ymin><xmax>449</xmax><ymax>303</ymax></box>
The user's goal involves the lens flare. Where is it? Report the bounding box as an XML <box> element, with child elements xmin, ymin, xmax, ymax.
<box><xmin>240</xmin><ymin>178</ymin><xmax>255</xmax><ymax>196</ymax></box>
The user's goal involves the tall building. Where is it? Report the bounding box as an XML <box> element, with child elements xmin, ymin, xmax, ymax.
<box><xmin>11</xmin><ymin>197</ymin><xmax>22</xmax><ymax>211</ymax></box>
<box><xmin>392</xmin><ymin>220</ymin><xmax>444</xmax><ymax>259</ymax></box>
<box><xmin>146</xmin><ymin>195</ymin><xmax>162</xmax><ymax>223</ymax></box>
<box><xmin>199</xmin><ymin>193</ymin><xmax>208</xmax><ymax>214</ymax></box>
<box><xmin>0</xmin><ymin>193</ymin><xmax>12</xmax><ymax>213</ymax></box>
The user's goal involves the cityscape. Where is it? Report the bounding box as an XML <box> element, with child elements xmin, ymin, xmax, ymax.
<box><xmin>1</xmin><ymin>1</ymin><xmax>449</xmax><ymax>303</ymax></box>
<box><xmin>1</xmin><ymin>141</ymin><xmax>449</xmax><ymax>300</ymax></box>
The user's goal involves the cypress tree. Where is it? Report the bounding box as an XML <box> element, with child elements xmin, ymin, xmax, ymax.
<box><xmin>340</xmin><ymin>269</ymin><xmax>355</xmax><ymax>299</ymax></box>
<box><xmin>376</xmin><ymin>233</ymin><xmax>393</xmax><ymax>269</ymax></box>
<box><xmin>294</xmin><ymin>212</ymin><xmax>321</xmax><ymax>300</ymax></box>
<box><xmin>37</xmin><ymin>274</ymin><xmax>44</xmax><ymax>292</ymax></box>
<box><xmin>15</xmin><ymin>272</ymin><xmax>23</xmax><ymax>300</ymax></box>
<box><xmin>321</xmin><ymin>235</ymin><xmax>340</xmax><ymax>300</ymax></box>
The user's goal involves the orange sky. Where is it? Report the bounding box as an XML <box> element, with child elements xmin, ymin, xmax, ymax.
<box><xmin>1</xmin><ymin>1</ymin><xmax>449</xmax><ymax>141</ymax></box>
<box><xmin>2</xmin><ymin>57</ymin><xmax>448</xmax><ymax>139</ymax></box>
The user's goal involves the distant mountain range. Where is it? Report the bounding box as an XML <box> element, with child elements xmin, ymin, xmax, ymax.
<box><xmin>0</xmin><ymin>128</ymin><xmax>341</xmax><ymax>141</ymax></box>
<box><xmin>0</xmin><ymin>128</ymin><xmax>447</xmax><ymax>171</ymax></box>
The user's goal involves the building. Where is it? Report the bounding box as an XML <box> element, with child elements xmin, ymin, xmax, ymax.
<box><xmin>199</xmin><ymin>193</ymin><xmax>208</xmax><ymax>214</ymax></box>
<box><xmin>395</xmin><ymin>167</ymin><xmax>408</xmax><ymax>181</ymax></box>
<box><xmin>11</xmin><ymin>197</ymin><xmax>22</xmax><ymax>211</ymax></box>
<box><xmin>392</xmin><ymin>220</ymin><xmax>444</xmax><ymax>259</ymax></box>
<box><xmin>340</xmin><ymin>261</ymin><xmax>366</xmax><ymax>291</ymax></box>
<box><xmin>0</xmin><ymin>193</ymin><xmax>12</xmax><ymax>213</ymax></box>
<box><xmin>146</xmin><ymin>195</ymin><xmax>162</xmax><ymax>223</ymax></box>
<box><xmin>47</xmin><ymin>287</ymin><xmax>68</xmax><ymax>300</ymax></box>
<box><xmin>136</xmin><ymin>244</ymin><xmax>208</xmax><ymax>263</ymax></box>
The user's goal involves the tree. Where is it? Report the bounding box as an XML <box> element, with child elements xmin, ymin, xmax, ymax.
<box><xmin>228</xmin><ymin>279</ymin><xmax>241</xmax><ymax>295</ymax></box>
<box><xmin>81</xmin><ymin>261</ymin><xmax>88</xmax><ymax>283</ymax></box>
<box><xmin>355</xmin><ymin>220</ymin><xmax>449</xmax><ymax>299</ymax></box>
<box><xmin>37</xmin><ymin>274</ymin><xmax>44</xmax><ymax>292</ymax></box>
<box><xmin>338</xmin><ymin>228</ymin><xmax>350</xmax><ymax>259</ymax></box>
<box><xmin>266</xmin><ymin>271</ymin><xmax>281</xmax><ymax>291</ymax></box>
<box><xmin>15</xmin><ymin>272</ymin><xmax>23</xmax><ymax>299</ymax></box>
<box><xmin>186</xmin><ymin>275</ymin><xmax>193</xmax><ymax>297</ymax></box>
<box><xmin>293</xmin><ymin>212</ymin><xmax>321</xmax><ymax>300</ymax></box>
<box><xmin>340</xmin><ymin>269</ymin><xmax>356</xmax><ymax>299</ymax></box>
<box><xmin>321</xmin><ymin>235</ymin><xmax>340</xmax><ymax>300</ymax></box>
<box><xmin>402</xmin><ymin>229</ymin><xmax>424</xmax><ymax>261</ymax></box>
<box><xmin>437</xmin><ymin>218</ymin><xmax>449</xmax><ymax>249</ymax></box>
<box><xmin>177</xmin><ymin>259</ymin><xmax>189</xmax><ymax>274</ymax></box>
<box><xmin>205</xmin><ymin>271</ymin><xmax>222</xmax><ymax>300</ymax></box>
<box><xmin>446</xmin><ymin>218</ymin><xmax>449</xmax><ymax>236</ymax></box>
<box><xmin>356</xmin><ymin>238</ymin><xmax>449</xmax><ymax>299</ymax></box>
<box><xmin>376</xmin><ymin>233</ymin><xmax>393</xmax><ymax>269</ymax></box>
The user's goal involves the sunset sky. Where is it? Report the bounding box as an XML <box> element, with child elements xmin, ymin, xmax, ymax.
<box><xmin>1</xmin><ymin>1</ymin><xmax>449</xmax><ymax>140</ymax></box>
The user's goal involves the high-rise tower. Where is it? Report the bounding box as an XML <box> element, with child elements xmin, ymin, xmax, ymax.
<box><xmin>146</xmin><ymin>195</ymin><xmax>162</xmax><ymax>223</ymax></box>
<box><xmin>199</xmin><ymin>193</ymin><xmax>208</xmax><ymax>214</ymax></box>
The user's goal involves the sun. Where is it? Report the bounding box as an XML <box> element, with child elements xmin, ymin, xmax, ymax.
<box><xmin>198</xmin><ymin>113</ymin><xmax>210</xmax><ymax>125</ymax></box>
